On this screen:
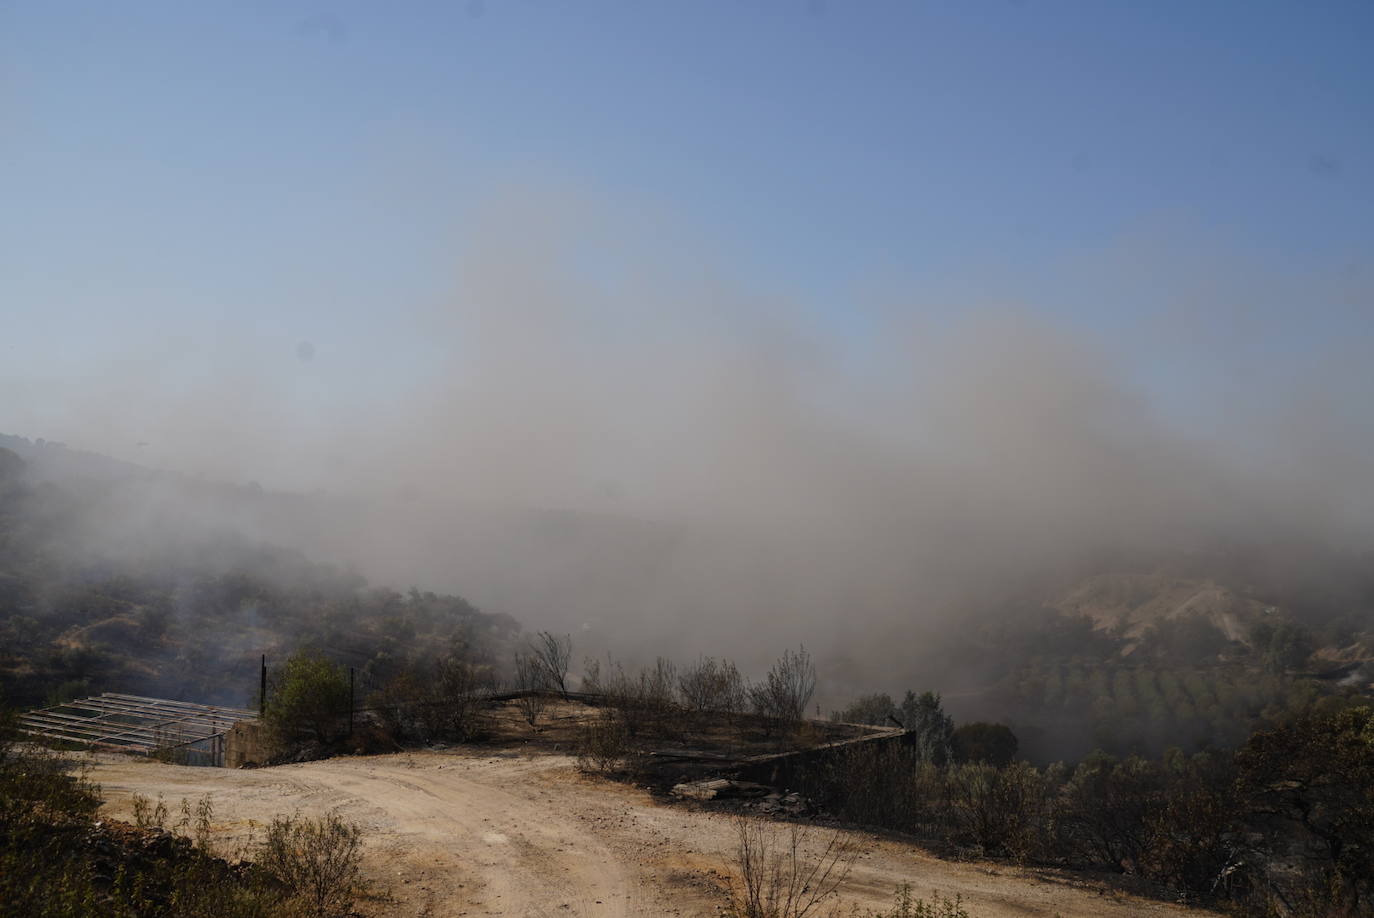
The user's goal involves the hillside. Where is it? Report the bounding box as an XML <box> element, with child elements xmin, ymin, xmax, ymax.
<box><xmin>0</xmin><ymin>433</ymin><xmax>684</xmax><ymax>657</ymax></box>
<box><xmin>941</xmin><ymin>565</ymin><xmax>1374</xmax><ymax>763</ymax></box>
<box><xmin>1048</xmin><ymin>569</ymin><xmax>1374</xmax><ymax>664</ymax></box>
<box><xmin>1051</xmin><ymin>572</ymin><xmax>1267</xmax><ymax>647</ymax></box>
<box><xmin>0</xmin><ymin>444</ymin><xmax>518</xmax><ymax>709</ymax></box>
<box><xmin>6</xmin><ymin>434</ymin><xmax>1374</xmax><ymax>764</ymax></box>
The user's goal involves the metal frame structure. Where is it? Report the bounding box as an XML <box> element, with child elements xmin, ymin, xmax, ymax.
<box><xmin>17</xmin><ymin>693</ymin><xmax>257</xmax><ymax>766</ymax></box>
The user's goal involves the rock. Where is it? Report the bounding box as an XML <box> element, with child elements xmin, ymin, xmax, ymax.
<box><xmin>748</xmin><ymin>790</ymin><xmax>813</xmax><ymax>816</ymax></box>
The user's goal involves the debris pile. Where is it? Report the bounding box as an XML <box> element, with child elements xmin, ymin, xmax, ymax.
<box><xmin>750</xmin><ymin>790</ymin><xmax>812</xmax><ymax>817</ymax></box>
<box><xmin>670</xmin><ymin>778</ymin><xmax>813</xmax><ymax>815</ymax></box>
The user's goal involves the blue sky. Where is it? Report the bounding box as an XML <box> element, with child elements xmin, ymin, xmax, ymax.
<box><xmin>2</xmin><ymin>1</ymin><xmax>1371</xmax><ymax>479</ymax></box>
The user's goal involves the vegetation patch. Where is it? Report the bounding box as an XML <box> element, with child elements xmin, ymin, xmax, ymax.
<box><xmin>0</xmin><ymin>708</ymin><xmax>368</xmax><ymax>918</ymax></box>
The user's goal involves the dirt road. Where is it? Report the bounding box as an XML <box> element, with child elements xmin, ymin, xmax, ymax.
<box><xmin>89</xmin><ymin>749</ymin><xmax>1211</xmax><ymax>917</ymax></box>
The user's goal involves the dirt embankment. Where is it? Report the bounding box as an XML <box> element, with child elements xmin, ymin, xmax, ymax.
<box><xmin>89</xmin><ymin>750</ymin><xmax>1216</xmax><ymax>917</ymax></box>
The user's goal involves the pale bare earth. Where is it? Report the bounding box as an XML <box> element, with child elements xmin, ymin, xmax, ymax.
<box><xmin>87</xmin><ymin>750</ymin><xmax>1214</xmax><ymax>918</ymax></box>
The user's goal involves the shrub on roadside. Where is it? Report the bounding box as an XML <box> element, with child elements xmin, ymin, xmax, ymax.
<box><xmin>257</xmin><ymin>814</ymin><xmax>364</xmax><ymax>918</ymax></box>
<box><xmin>724</xmin><ymin>816</ymin><xmax>856</xmax><ymax>918</ymax></box>
<box><xmin>576</xmin><ymin>713</ymin><xmax>631</xmax><ymax>774</ymax></box>
<box><xmin>861</xmin><ymin>886</ymin><xmax>973</xmax><ymax>918</ymax></box>
<box><xmin>944</xmin><ymin>761</ymin><xmax>1052</xmax><ymax>860</ymax></box>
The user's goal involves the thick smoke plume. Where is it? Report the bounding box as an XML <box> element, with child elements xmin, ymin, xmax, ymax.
<box><xmin>5</xmin><ymin>187</ymin><xmax>1372</xmax><ymax>692</ymax></box>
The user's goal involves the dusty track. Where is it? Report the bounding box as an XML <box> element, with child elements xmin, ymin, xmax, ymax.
<box><xmin>89</xmin><ymin>750</ymin><xmax>1213</xmax><ymax>917</ymax></box>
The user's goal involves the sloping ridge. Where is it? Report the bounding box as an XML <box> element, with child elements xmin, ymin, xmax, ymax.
<box><xmin>1050</xmin><ymin>572</ymin><xmax>1270</xmax><ymax>645</ymax></box>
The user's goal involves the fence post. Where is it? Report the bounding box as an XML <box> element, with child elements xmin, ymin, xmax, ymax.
<box><xmin>349</xmin><ymin>667</ymin><xmax>355</xmax><ymax>737</ymax></box>
<box><xmin>260</xmin><ymin>654</ymin><xmax>267</xmax><ymax>717</ymax></box>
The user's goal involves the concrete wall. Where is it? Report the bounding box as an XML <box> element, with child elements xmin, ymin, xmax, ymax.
<box><xmin>734</xmin><ymin>728</ymin><xmax>911</xmax><ymax>789</ymax></box>
<box><xmin>224</xmin><ymin>720</ymin><xmax>269</xmax><ymax>768</ymax></box>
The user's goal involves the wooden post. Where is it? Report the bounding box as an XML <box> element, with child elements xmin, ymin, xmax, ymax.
<box><xmin>348</xmin><ymin>667</ymin><xmax>355</xmax><ymax>737</ymax></box>
<box><xmin>260</xmin><ymin>655</ymin><xmax>267</xmax><ymax>717</ymax></box>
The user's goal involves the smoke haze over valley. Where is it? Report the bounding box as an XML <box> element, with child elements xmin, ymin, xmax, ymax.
<box><xmin>5</xmin><ymin>208</ymin><xmax>1374</xmax><ymax>703</ymax></box>
<box><xmin>3</xmin><ymin>3</ymin><xmax>1373</xmax><ymax>713</ymax></box>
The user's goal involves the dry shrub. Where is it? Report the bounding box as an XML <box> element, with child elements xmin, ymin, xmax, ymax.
<box><xmin>428</xmin><ymin>657</ymin><xmax>497</xmax><ymax>740</ymax></box>
<box><xmin>944</xmin><ymin>762</ymin><xmax>1052</xmax><ymax>860</ymax></box>
<box><xmin>528</xmin><ymin>631</ymin><xmax>573</xmax><ymax>698</ymax></box>
<box><xmin>792</xmin><ymin>743</ymin><xmax>939</xmax><ymax>835</ymax></box>
<box><xmin>576</xmin><ymin>712</ymin><xmax>631</xmax><ymax>773</ymax></box>
<box><xmin>367</xmin><ymin>669</ymin><xmax>419</xmax><ymax>743</ymax></box>
<box><xmin>588</xmin><ymin>655</ymin><xmax>680</xmax><ymax>739</ymax></box>
<box><xmin>725</xmin><ymin>816</ymin><xmax>857</xmax><ymax>918</ymax></box>
<box><xmin>370</xmin><ymin>658</ymin><xmax>497</xmax><ymax>744</ymax></box>
<box><xmin>257</xmin><ymin>813</ymin><xmax>363</xmax><ymax>918</ymax></box>
<box><xmin>749</xmin><ymin>647</ymin><xmax>816</xmax><ymax>738</ymax></box>
<box><xmin>132</xmin><ymin>792</ymin><xmax>170</xmax><ymax>830</ymax></box>
<box><xmin>678</xmin><ymin>656</ymin><xmax>748</xmax><ymax>720</ymax></box>
<box><xmin>512</xmin><ymin>652</ymin><xmax>549</xmax><ymax>726</ymax></box>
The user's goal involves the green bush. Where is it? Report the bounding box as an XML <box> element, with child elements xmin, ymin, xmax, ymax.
<box><xmin>263</xmin><ymin>650</ymin><xmax>350</xmax><ymax>746</ymax></box>
<box><xmin>863</xmin><ymin>886</ymin><xmax>973</xmax><ymax>918</ymax></box>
